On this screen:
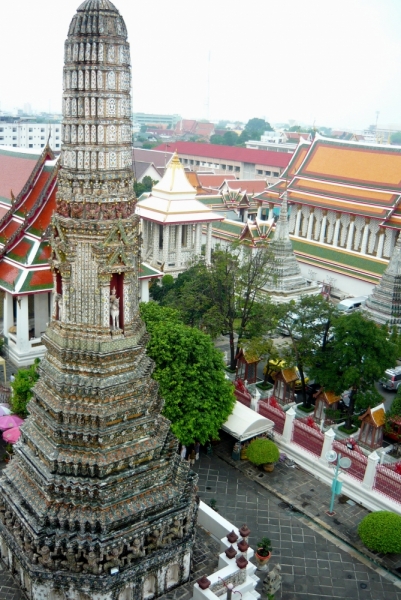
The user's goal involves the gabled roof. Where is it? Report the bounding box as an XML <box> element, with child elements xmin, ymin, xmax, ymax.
<box><xmin>222</xmin><ymin>179</ymin><xmax>268</xmax><ymax>195</ymax></box>
<box><xmin>136</xmin><ymin>153</ymin><xmax>224</xmax><ymax>225</ymax></box>
<box><xmin>155</xmin><ymin>142</ymin><xmax>293</xmax><ymax>168</ymax></box>
<box><xmin>359</xmin><ymin>403</ymin><xmax>386</xmax><ymax>427</ymax></box>
<box><xmin>0</xmin><ymin>146</ymin><xmax>49</xmax><ymax>204</ymax></box>
<box><xmin>197</xmin><ymin>174</ymin><xmax>237</xmax><ymax>188</ymax></box>
<box><xmin>132</xmin><ymin>148</ymin><xmax>174</xmax><ymax>171</ymax></box>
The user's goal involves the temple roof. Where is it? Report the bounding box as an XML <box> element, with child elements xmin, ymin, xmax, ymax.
<box><xmin>0</xmin><ymin>148</ymin><xmax>161</xmax><ymax>294</ymax></box>
<box><xmin>155</xmin><ymin>141</ymin><xmax>293</xmax><ymax>168</ymax></box>
<box><xmin>136</xmin><ymin>153</ymin><xmax>224</xmax><ymax>225</ymax></box>
<box><xmin>359</xmin><ymin>403</ymin><xmax>386</xmax><ymax>427</ymax></box>
<box><xmin>257</xmin><ymin>135</ymin><xmax>401</xmax><ymax>224</ymax></box>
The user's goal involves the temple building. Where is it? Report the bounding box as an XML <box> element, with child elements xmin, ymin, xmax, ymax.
<box><xmin>258</xmin><ymin>135</ymin><xmax>401</xmax><ymax>296</ymax></box>
<box><xmin>136</xmin><ymin>153</ymin><xmax>223</xmax><ymax>275</ymax></box>
<box><xmin>0</xmin><ymin>146</ymin><xmax>161</xmax><ymax>367</ymax></box>
<box><xmin>0</xmin><ymin>2</ymin><xmax>198</xmax><ymax>599</ymax></box>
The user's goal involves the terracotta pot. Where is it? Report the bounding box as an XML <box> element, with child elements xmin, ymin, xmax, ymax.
<box><xmin>255</xmin><ymin>550</ymin><xmax>271</xmax><ymax>569</ymax></box>
<box><xmin>263</xmin><ymin>463</ymin><xmax>275</xmax><ymax>472</ymax></box>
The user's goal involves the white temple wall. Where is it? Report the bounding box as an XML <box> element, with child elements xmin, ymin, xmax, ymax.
<box><xmin>298</xmin><ymin>262</ymin><xmax>376</xmax><ymax>298</ymax></box>
<box><xmin>34</xmin><ymin>293</ymin><xmax>50</xmax><ymax>338</ymax></box>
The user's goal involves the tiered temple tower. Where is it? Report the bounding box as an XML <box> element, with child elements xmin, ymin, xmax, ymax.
<box><xmin>364</xmin><ymin>234</ymin><xmax>401</xmax><ymax>329</ymax></box>
<box><xmin>263</xmin><ymin>192</ymin><xmax>319</xmax><ymax>301</ymax></box>
<box><xmin>0</xmin><ymin>2</ymin><xmax>198</xmax><ymax>599</ymax></box>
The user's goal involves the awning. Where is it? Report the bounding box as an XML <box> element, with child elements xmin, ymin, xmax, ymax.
<box><xmin>221</xmin><ymin>401</ymin><xmax>274</xmax><ymax>442</ymax></box>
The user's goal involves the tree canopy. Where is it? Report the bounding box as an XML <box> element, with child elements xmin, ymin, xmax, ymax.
<box><xmin>134</xmin><ymin>176</ymin><xmax>158</xmax><ymax>197</ymax></box>
<box><xmin>140</xmin><ymin>302</ymin><xmax>235</xmax><ymax>445</ymax></box>
<box><xmin>210</xmin><ymin>131</ymin><xmax>239</xmax><ymax>146</ymax></box>
<box><xmin>310</xmin><ymin>312</ymin><xmax>397</xmax><ymax>428</ymax></box>
<box><xmin>11</xmin><ymin>360</ymin><xmax>40</xmax><ymax>417</ymax></box>
<box><xmin>245</xmin><ymin>118</ymin><xmax>273</xmax><ymax>139</ymax></box>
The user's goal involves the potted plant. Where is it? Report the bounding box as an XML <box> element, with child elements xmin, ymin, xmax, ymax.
<box><xmin>255</xmin><ymin>536</ymin><xmax>272</xmax><ymax>569</ymax></box>
<box><xmin>246</xmin><ymin>438</ymin><xmax>280</xmax><ymax>472</ymax></box>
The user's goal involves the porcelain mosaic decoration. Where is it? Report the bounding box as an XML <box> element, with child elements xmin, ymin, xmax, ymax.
<box><xmin>0</xmin><ymin>2</ymin><xmax>198</xmax><ymax>598</ymax></box>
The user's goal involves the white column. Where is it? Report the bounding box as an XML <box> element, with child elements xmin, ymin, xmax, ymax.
<box><xmin>319</xmin><ymin>213</ymin><xmax>327</xmax><ymax>244</ymax></box>
<box><xmin>34</xmin><ymin>293</ymin><xmax>49</xmax><ymax>338</ymax></box>
<box><xmin>257</xmin><ymin>203</ymin><xmax>262</xmax><ymax>220</ymax></box>
<box><xmin>333</xmin><ymin>217</ymin><xmax>341</xmax><ymax>247</ymax></box>
<box><xmin>153</xmin><ymin>223</ymin><xmax>159</xmax><ymax>264</ymax></box>
<box><xmin>162</xmin><ymin>225</ymin><xmax>170</xmax><ymax>266</ymax></box>
<box><xmin>243</xmin><ymin>209</ymin><xmax>248</xmax><ymax>222</ymax></box>
<box><xmin>295</xmin><ymin>207</ymin><xmax>302</xmax><ymax>237</ymax></box>
<box><xmin>307</xmin><ymin>211</ymin><xmax>314</xmax><ymax>239</ymax></box>
<box><xmin>362</xmin><ymin>450</ymin><xmax>380</xmax><ymax>490</ymax></box>
<box><xmin>346</xmin><ymin>217</ymin><xmax>355</xmax><ymax>250</ymax></box>
<box><xmin>376</xmin><ymin>229</ymin><xmax>385</xmax><ymax>259</ymax></box>
<box><xmin>3</xmin><ymin>293</ymin><xmax>13</xmax><ymax>340</ymax></box>
<box><xmin>140</xmin><ymin>278</ymin><xmax>149</xmax><ymax>302</ymax></box>
<box><xmin>16</xmin><ymin>295</ymin><xmax>30</xmax><ymax>356</ymax></box>
<box><xmin>195</xmin><ymin>223</ymin><xmax>202</xmax><ymax>256</ymax></box>
<box><xmin>282</xmin><ymin>407</ymin><xmax>296</xmax><ymax>444</ymax></box>
<box><xmin>268</xmin><ymin>204</ymin><xmax>274</xmax><ymax>220</ymax></box>
<box><xmin>176</xmin><ymin>224</ymin><xmax>182</xmax><ymax>268</ymax></box>
<box><xmin>205</xmin><ymin>223</ymin><xmax>213</xmax><ymax>265</ymax></box>
<box><xmin>320</xmin><ymin>428</ymin><xmax>335</xmax><ymax>463</ymax></box>
<box><xmin>361</xmin><ymin>222</ymin><xmax>370</xmax><ymax>255</ymax></box>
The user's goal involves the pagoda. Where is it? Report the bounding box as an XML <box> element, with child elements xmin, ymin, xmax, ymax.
<box><xmin>263</xmin><ymin>191</ymin><xmax>319</xmax><ymax>301</ymax></box>
<box><xmin>364</xmin><ymin>234</ymin><xmax>401</xmax><ymax>329</ymax></box>
<box><xmin>0</xmin><ymin>2</ymin><xmax>198</xmax><ymax>599</ymax></box>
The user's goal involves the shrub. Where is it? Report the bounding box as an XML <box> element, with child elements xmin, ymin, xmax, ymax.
<box><xmin>11</xmin><ymin>359</ymin><xmax>40</xmax><ymax>417</ymax></box>
<box><xmin>246</xmin><ymin>438</ymin><xmax>280</xmax><ymax>466</ymax></box>
<box><xmin>358</xmin><ymin>511</ymin><xmax>401</xmax><ymax>554</ymax></box>
<box><xmin>256</xmin><ymin>537</ymin><xmax>272</xmax><ymax>556</ymax></box>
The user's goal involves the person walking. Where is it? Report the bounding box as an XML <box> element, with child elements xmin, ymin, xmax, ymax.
<box><xmin>195</xmin><ymin>441</ymin><xmax>200</xmax><ymax>460</ymax></box>
<box><xmin>180</xmin><ymin>445</ymin><xmax>187</xmax><ymax>461</ymax></box>
<box><xmin>189</xmin><ymin>448</ymin><xmax>196</xmax><ymax>466</ymax></box>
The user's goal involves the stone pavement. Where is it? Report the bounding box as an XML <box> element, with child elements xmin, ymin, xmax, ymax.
<box><xmin>0</xmin><ymin>560</ymin><xmax>26</xmax><ymax>600</ymax></box>
<box><xmin>193</xmin><ymin>449</ymin><xmax>401</xmax><ymax>600</ymax></box>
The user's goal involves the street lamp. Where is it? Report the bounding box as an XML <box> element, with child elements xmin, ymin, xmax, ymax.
<box><xmin>325</xmin><ymin>450</ymin><xmax>351</xmax><ymax>516</ymax></box>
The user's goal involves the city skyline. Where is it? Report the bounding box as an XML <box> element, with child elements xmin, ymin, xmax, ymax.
<box><xmin>1</xmin><ymin>0</ymin><xmax>401</xmax><ymax>130</ymax></box>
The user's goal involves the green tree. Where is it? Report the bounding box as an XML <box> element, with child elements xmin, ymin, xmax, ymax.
<box><xmin>390</xmin><ymin>131</ymin><xmax>401</xmax><ymax>145</ymax></box>
<box><xmin>245</xmin><ymin>118</ymin><xmax>273</xmax><ymax>140</ymax></box>
<box><xmin>210</xmin><ymin>134</ymin><xmax>224</xmax><ymax>145</ymax></box>
<box><xmin>310</xmin><ymin>312</ymin><xmax>397</xmax><ymax>429</ymax></box>
<box><xmin>134</xmin><ymin>175</ymin><xmax>158</xmax><ymax>197</ymax></box>
<box><xmin>278</xmin><ymin>296</ymin><xmax>337</xmax><ymax>406</ymax></box>
<box><xmin>140</xmin><ymin>304</ymin><xmax>235</xmax><ymax>445</ymax></box>
<box><xmin>11</xmin><ymin>359</ymin><xmax>40</xmax><ymax>417</ymax></box>
<box><xmin>222</xmin><ymin>131</ymin><xmax>239</xmax><ymax>146</ymax></box>
<box><xmin>241</xmin><ymin>336</ymin><xmax>280</xmax><ymax>387</ymax></box>
<box><xmin>149</xmin><ymin>274</ymin><xmax>175</xmax><ymax>303</ymax></box>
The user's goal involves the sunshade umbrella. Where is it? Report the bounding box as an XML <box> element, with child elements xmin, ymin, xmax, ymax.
<box><xmin>0</xmin><ymin>415</ymin><xmax>24</xmax><ymax>430</ymax></box>
<box><xmin>0</xmin><ymin>406</ymin><xmax>11</xmax><ymax>416</ymax></box>
<box><xmin>2</xmin><ymin>426</ymin><xmax>21</xmax><ymax>444</ymax></box>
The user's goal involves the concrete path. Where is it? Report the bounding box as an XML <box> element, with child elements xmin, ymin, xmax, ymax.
<box><xmin>194</xmin><ymin>450</ymin><xmax>401</xmax><ymax>600</ymax></box>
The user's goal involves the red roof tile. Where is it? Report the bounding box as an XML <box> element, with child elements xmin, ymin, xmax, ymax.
<box><xmin>0</xmin><ymin>149</ymin><xmax>40</xmax><ymax>201</ymax></box>
<box><xmin>155</xmin><ymin>142</ymin><xmax>292</xmax><ymax>168</ymax></box>
<box><xmin>1</xmin><ymin>220</ymin><xmax>20</xmax><ymax>240</ymax></box>
<box><xmin>0</xmin><ymin>261</ymin><xmax>22</xmax><ymax>291</ymax></box>
<box><xmin>225</xmin><ymin>179</ymin><xmax>268</xmax><ymax>194</ymax></box>
<box><xmin>19</xmin><ymin>170</ymin><xmax>50</xmax><ymax>214</ymax></box>
<box><xmin>197</xmin><ymin>174</ymin><xmax>237</xmax><ymax>188</ymax></box>
<box><xmin>28</xmin><ymin>188</ymin><xmax>56</xmax><ymax>236</ymax></box>
<box><xmin>19</xmin><ymin>269</ymin><xmax>53</xmax><ymax>292</ymax></box>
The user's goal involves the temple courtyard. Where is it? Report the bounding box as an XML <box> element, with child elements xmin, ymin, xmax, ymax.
<box><xmin>2</xmin><ymin>444</ymin><xmax>401</xmax><ymax>600</ymax></box>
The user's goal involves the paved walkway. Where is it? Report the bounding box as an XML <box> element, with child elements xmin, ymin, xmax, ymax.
<box><xmin>194</xmin><ymin>449</ymin><xmax>401</xmax><ymax>600</ymax></box>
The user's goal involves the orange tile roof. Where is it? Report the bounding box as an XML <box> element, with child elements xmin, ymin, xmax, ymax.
<box><xmin>299</xmin><ymin>139</ymin><xmax>401</xmax><ymax>190</ymax></box>
<box><xmin>286</xmin><ymin>190</ymin><xmax>389</xmax><ymax>218</ymax></box>
<box><xmin>292</xmin><ymin>177</ymin><xmax>397</xmax><ymax>206</ymax></box>
<box><xmin>281</xmin><ymin>368</ymin><xmax>298</xmax><ymax>383</ymax></box>
<box><xmin>198</xmin><ymin>174</ymin><xmax>237</xmax><ymax>188</ymax></box>
<box><xmin>316</xmin><ymin>390</ymin><xmax>340</xmax><ymax>405</ymax></box>
<box><xmin>226</xmin><ymin>180</ymin><xmax>268</xmax><ymax>194</ymax></box>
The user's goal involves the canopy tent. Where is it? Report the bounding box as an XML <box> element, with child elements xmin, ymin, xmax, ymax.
<box><xmin>221</xmin><ymin>401</ymin><xmax>274</xmax><ymax>442</ymax></box>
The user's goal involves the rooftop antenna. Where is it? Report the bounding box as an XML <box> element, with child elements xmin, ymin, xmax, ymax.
<box><xmin>205</xmin><ymin>50</ymin><xmax>211</xmax><ymax>121</ymax></box>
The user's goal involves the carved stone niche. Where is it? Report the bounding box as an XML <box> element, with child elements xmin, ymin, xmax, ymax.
<box><xmin>143</xmin><ymin>573</ymin><xmax>156</xmax><ymax>600</ymax></box>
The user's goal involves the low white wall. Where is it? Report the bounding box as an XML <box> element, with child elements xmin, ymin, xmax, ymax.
<box><xmin>197</xmin><ymin>501</ymin><xmax>239</xmax><ymax>542</ymax></box>
<box><xmin>276</xmin><ymin>438</ymin><xmax>401</xmax><ymax>515</ymax></box>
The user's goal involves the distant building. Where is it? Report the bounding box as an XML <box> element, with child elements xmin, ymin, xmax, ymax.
<box><xmin>174</xmin><ymin>119</ymin><xmax>215</xmax><ymax>140</ymax></box>
<box><xmin>0</xmin><ymin>122</ymin><xmax>62</xmax><ymax>151</ymax></box>
<box><xmin>155</xmin><ymin>141</ymin><xmax>292</xmax><ymax>182</ymax></box>
<box><xmin>132</xmin><ymin>112</ymin><xmax>181</xmax><ymax>128</ymax></box>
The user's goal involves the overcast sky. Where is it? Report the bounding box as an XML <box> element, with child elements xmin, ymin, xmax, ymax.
<box><xmin>1</xmin><ymin>0</ymin><xmax>401</xmax><ymax>130</ymax></box>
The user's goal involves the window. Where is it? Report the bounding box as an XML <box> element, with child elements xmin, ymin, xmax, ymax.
<box><xmin>273</xmin><ymin>171</ymin><xmax>279</xmax><ymax>177</ymax></box>
<box><xmin>257</xmin><ymin>170</ymin><xmax>263</xmax><ymax>175</ymax></box>
<box><xmin>29</xmin><ymin>128</ymin><xmax>33</xmax><ymax>132</ymax></box>
<box><xmin>55</xmin><ymin>128</ymin><xmax>59</xmax><ymax>132</ymax></box>
<box><xmin>29</xmin><ymin>144</ymin><xmax>33</xmax><ymax>148</ymax></box>
<box><xmin>0</xmin><ymin>128</ymin><xmax>3</xmax><ymax>132</ymax></box>
<box><xmin>41</xmin><ymin>136</ymin><xmax>45</xmax><ymax>140</ymax></box>
<box><xmin>265</xmin><ymin>170</ymin><xmax>271</xmax><ymax>176</ymax></box>
<box><xmin>55</xmin><ymin>144</ymin><xmax>60</xmax><ymax>148</ymax></box>
<box><xmin>13</xmin><ymin>144</ymin><xmax>17</xmax><ymax>147</ymax></box>
<box><xmin>41</xmin><ymin>144</ymin><xmax>45</xmax><ymax>147</ymax></box>
<box><xmin>56</xmin><ymin>136</ymin><xmax>59</xmax><ymax>140</ymax></box>
<box><xmin>12</xmin><ymin>128</ymin><xmax>16</xmax><ymax>132</ymax></box>
<box><xmin>12</xmin><ymin>136</ymin><xmax>16</xmax><ymax>140</ymax></box>
<box><xmin>29</xmin><ymin>136</ymin><xmax>33</xmax><ymax>140</ymax></box>
<box><xmin>0</xmin><ymin>137</ymin><xmax>3</xmax><ymax>140</ymax></box>
<box><xmin>41</xmin><ymin>128</ymin><xmax>45</xmax><ymax>132</ymax></box>
<box><xmin>235</xmin><ymin>166</ymin><xmax>240</xmax><ymax>172</ymax></box>
<box><xmin>228</xmin><ymin>165</ymin><xmax>233</xmax><ymax>171</ymax></box>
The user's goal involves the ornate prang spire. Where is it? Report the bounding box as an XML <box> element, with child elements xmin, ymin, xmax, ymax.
<box><xmin>0</xmin><ymin>2</ymin><xmax>198</xmax><ymax>599</ymax></box>
<box><xmin>364</xmin><ymin>234</ymin><xmax>401</xmax><ymax>328</ymax></box>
